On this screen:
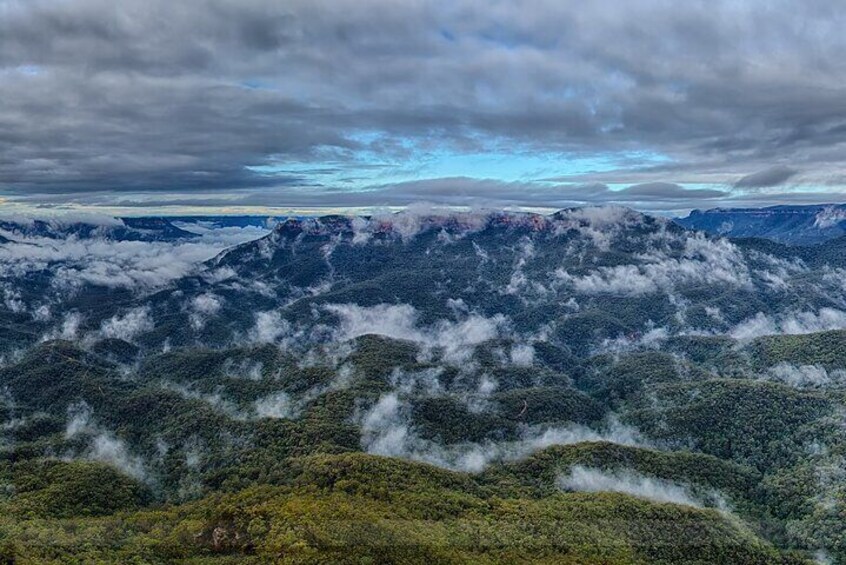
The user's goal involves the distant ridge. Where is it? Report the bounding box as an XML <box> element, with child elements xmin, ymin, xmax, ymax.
<box><xmin>676</xmin><ymin>203</ymin><xmax>846</xmax><ymax>245</ymax></box>
<box><xmin>0</xmin><ymin>216</ymin><xmax>197</xmax><ymax>242</ymax></box>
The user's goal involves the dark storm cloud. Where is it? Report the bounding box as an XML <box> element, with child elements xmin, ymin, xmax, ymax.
<box><xmin>2</xmin><ymin>0</ymin><xmax>846</xmax><ymax>208</ymax></box>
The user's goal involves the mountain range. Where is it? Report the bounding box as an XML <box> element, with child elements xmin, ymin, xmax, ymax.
<box><xmin>2</xmin><ymin>206</ymin><xmax>846</xmax><ymax>562</ymax></box>
<box><xmin>677</xmin><ymin>203</ymin><xmax>846</xmax><ymax>245</ymax></box>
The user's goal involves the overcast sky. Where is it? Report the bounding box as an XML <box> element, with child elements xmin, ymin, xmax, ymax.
<box><xmin>2</xmin><ymin>0</ymin><xmax>846</xmax><ymax>215</ymax></box>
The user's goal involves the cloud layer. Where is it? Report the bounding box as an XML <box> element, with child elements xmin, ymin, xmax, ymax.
<box><xmin>3</xmin><ymin>1</ymin><xmax>846</xmax><ymax>210</ymax></box>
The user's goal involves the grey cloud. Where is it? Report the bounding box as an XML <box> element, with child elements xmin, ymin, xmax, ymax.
<box><xmin>620</xmin><ymin>182</ymin><xmax>726</xmax><ymax>200</ymax></box>
<box><xmin>18</xmin><ymin>175</ymin><xmax>846</xmax><ymax>215</ymax></box>
<box><xmin>3</xmin><ymin>1</ymin><xmax>846</xmax><ymax>206</ymax></box>
<box><xmin>71</xmin><ymin>178</ymin><xmax>730</xmax><ymax>211</ymax></box>
<box><xmin>735</xmin><ymin>166</ymin><xmax>798</xmax><ymax>188</ymax></box>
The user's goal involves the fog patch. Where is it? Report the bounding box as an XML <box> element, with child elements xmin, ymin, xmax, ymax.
<box><xmin>553</xmin><ymin>206</ymin><xmax>642</xmax><ymax>251</ymax></box>
<box><xmin>390</xmin><ymin>367</ymin><xmax>445</xmax><ymax>396</ymax></box>
<box><xmin>100</xmin><ymin>306</ymin><xmax>154</xmax><ymax>341</ymax></box>
<box><xmin>0</xmin><ymin>237</ymin><xmax>224</xmax><ymax>291</ymax></box>
<box><xmin>558</xmin><ymin>465</ymin><xmax>712</xmax><ymax>508</ymax></box>
<box><xmin>0</xmin><ymin>224</ymin><xmax>269</xmax><ymax>319</ymax></box>
<box><xmin>597</xmin><ymin>326</ymin><xmax>670</xmax><ymax>354</ymax></box>
<box><xmin>64</xmin><ymin>401</ymin><xmax>148</xmax><ymax>482</ymax></box>
<box><xmin>464</xmin><ymin>374</ymin><xmax>498</xmax><ymax>414</ymax></box>
<box><xmin>763</xmin><ymin>364</ymin><xmax>846</xmax><ymax>389</ymax></box>
<box><xmin>2</xmin><ymin>287</ymin><xmax>23</xmax><ymax>313</ymax></box>
<box><xmin>555</xmin><ymin>234</ymin><xmax>751</xmax><ymax>296</ymax></box>
<box><xmin>247</xmin><ymin>310</ymin><xmax>292</xmax><ymax>344</ymax></box>
<box><xmin>0</xmin><ymin>350</ymin><xmax>24</xmax><ymax>369</ymax></box>
<box><xmin>814</xmin><ymin>550</ymin><xmax>834</xmax><ymax>565</ymax></box>
<box><xmin>814</xmin><ymin>207</ymin><xmax>846</xmax><ymax>230</ymax></box>
<box><xmin>504</xmin><ymin>238</ymin><xmax>544</xmax><ymax>297</ymax></box>
<box><xmin>162</xmin><ymin>382</ymin><xmax>249</xmax><ymax>421</ymax></box>
<box><xmin>41</xmin><ymin>311</ymin><xmax>83</xmax><ymax>342</ymax></box>
<box><xmin>510</xmin><ymin>344</ymin><xmax>535</xmax><ymax>366</ymax></box>
<box><xmin>31</xmin><ymin>304</ymin><xmax>51</xmax><ymax>322</ymax></box>
<box><xmin>170</xmin><ymin>222</ymin><xmax>269</xmax><ymax>246</ymax></box>
<box><xmin>326</xmin><ymin>303</ymin><xmax>508</xmax><ymax>364</ymax></box>
<box><xmin>222</xmin><ymin>358</ymin><xmax>264</xmax><ymax>381</ymax></box>
<box><xmin>253</xmin><ymin>391</ymin><xmax>294</xmax><ymax>419</ymax></box>
<box><xmin>350</xmin><ymin>206</ymin><xmax>491</xmax><ymax>244</ymax></box>
<box><xmin>187</xmin><ymin>293</ymin><xmax>222</xmax><ymax>330</ymax></box>
<box><xmin>359</xmin><ymin>391</ymin><xmax>644</xmax><ymax>473</ymax></box>
<box><xmin>731</xmin><ymin>308</ymin><xmax>846</xmax><ymax>340</ymax></box>
<box><xmin>299</xmin><ymin>341</ymin><xmax>357</xmax><ymax>370</ymax></box>
<box><xmin>203</xmin><ymin>266</ymin><xmax>238</xmax><ymax>284</ymax></box>
<box><xmin>705</xmin><ymin>306</ymin><xmax>724</xmax><ymax>323</ymax></box>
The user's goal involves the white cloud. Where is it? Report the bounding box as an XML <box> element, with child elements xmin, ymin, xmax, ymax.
<box><xmin>60</xmin><ymin>312</ymin><xmax>83</xmax><ymax>340</ymax></box>
<box><xmin>326</xmin><ymin>302</ymin><xmax>508</xmax><ymax>363</ymax></box>
<box><xmin>762</xmin><ymin>363</ymin><xmax>846</xmax><ymax>389</ymax></box>
<box><xmin>464</xmin><ymin>374</ymin><xmax>498</xmax><ymax>414</ymax></box>
<box><xmin>348</xmin><ymin>206</ymin><xmax>492</xmax><ymax>244</ymax></box>
<box><xmin>170</xmin><ymin>222</ymin><xmax>269</xmax><ymax>245</ymax></box>
<box><xmin>100</xmin><ymin>306</ymin><xmax>154</xmax><ymax>341</ymax></box>
<box><xmin>188</xmin><ymin>293</ymin><xmax>222</xmax><ymax>330</ymax></box>
<box><xmin>705</xmin><ymin>306</ymin><xmax>724</xmax><ymax>322</ymax></box>
<box><xmin>2</xmin><ymin>287</ymin><xmax>23</xmax><ymax>312</ymax></box>
<box><xmin>814</xmin><ymin>207</ymin><xmax>846</xmax><ymax>229</ymax></box>
<box><xmin>64</xmin><ymin>401</ymin><xmax>148</xmax><ymax>482</ymax></box>
<box><xmin>553</xmin><ymin>206</ymin><xmax>643</xmax><ymax>251</ymax></box>
<box><xmin>0</xmin><ymin>224</ymin><xmax>266</xmax><ymax>301</ymax></box>
<box><xmin>597</xmin><ymin>326</ymin><xmax>669</xmax><ymax>354</ymax></box>
<box><xmin>253</xmin><ymin>391</ymin><xmax>294</xmax><ymax>419</ymax></box>
<box><xmin>731</xmin><ymin>308</ymin><xmax>846</xmax><ymax>340</ymax></box>
<box><xmin>88</xmin><ymin>434</ymin><xmax>148</xmax><ymax>482</ymax></box>
<box><xmin>222</xmin><ymin>358</ymin><xmax>264</xmax><ymax>380</ymax></box>
<box><xmin>32</xmin><ymin>304</ymin><xmax>51</xmax><ymax>321</ymax></box>
<box><xmin>510</xmin><ymin>344</ymin><xmax>535</xmax><ymax>366</ymax></box>
<box><xmin>248</xmin><ymin>310</ymin><xmax>292</xmax><ymax>344</ymax></box>
<box><xmin>557</xmin><ymin>465</ymin><xmax>703</xmax><ymax>507</ymax></box>
<box><xmin>40</xmin><ymin>311</ymin><xmax>83</xmax><ymax>342</ymax></box>
<box><xmin>359</xmin><ymin>391</ymin><xmax>643</xmax><ymax>473</ymax></box>
<box><xmin>556</xmin><ymin>234</ymin><xmax>751</xmax><ymax>296</ymax></box>
<box><xmin>504</xmin><ymin>237</ymin><xmax>540</xmax><ymax>296</ymax></box>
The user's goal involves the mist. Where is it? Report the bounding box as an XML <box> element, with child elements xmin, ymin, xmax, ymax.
<box><xmin>557</xmin><ymin>465</ymin><xmax>705</xmax><ymax>508</ymax></box>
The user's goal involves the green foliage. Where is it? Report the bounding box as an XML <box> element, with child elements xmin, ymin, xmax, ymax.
<box><xmin>626</xmin><ymin>379</ymin><xmax>831</xmax><ymax>471</ymax></box>
<box><xmin>664</xmin><ymin>335</ymin><xmax>748</xmax><ymax>373</ymax></box>
<box><xmin>482</xmin><ymin>442</ymin><xmax>760</xmax><ymax>502</ymax></box>
<box><xmin>4</xmin><ymin>459</ymin><xmax>150</xmax><ymax>518</ymax></box>
<box><xmin>578</xmin><ymin>351</ymin><xmax>710</xmax><ymax>406</ymax></box>
<box><xmin>0</xmin><ymin>453</ymin><xmax>807</xmax><ymax>564</ymax></box>
<box><xmin>0</xmin><ymin>331</ymin><xmax>837</xmax><ymax>562</ymax></box>
<box><xmin>748</xmin><ymin>330</ymin><xmax>846</xmax><ymax>370</ymax></box>
<box><xmin>494</xmin><ymin>386</ymin><xmax>604</xmax><ymax>425</ymax></box>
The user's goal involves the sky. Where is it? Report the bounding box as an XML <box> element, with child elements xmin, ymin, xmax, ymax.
<box><xmin>2</xmin><ymin>0</ymin><xmax>846</xmax><ymax>216</ymax></box>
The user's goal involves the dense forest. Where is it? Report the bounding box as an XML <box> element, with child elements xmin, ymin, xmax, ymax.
<box><xmin>1</xmin><ymin>209</ymin><xmax>845</xmax><ymax>563</ymax></box>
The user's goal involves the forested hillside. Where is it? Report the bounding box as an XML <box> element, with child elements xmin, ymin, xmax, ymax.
<box><xmin>2</xmin><ymin>208</ymin><xmax>846</xmax><ymax>563</ymax></box>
